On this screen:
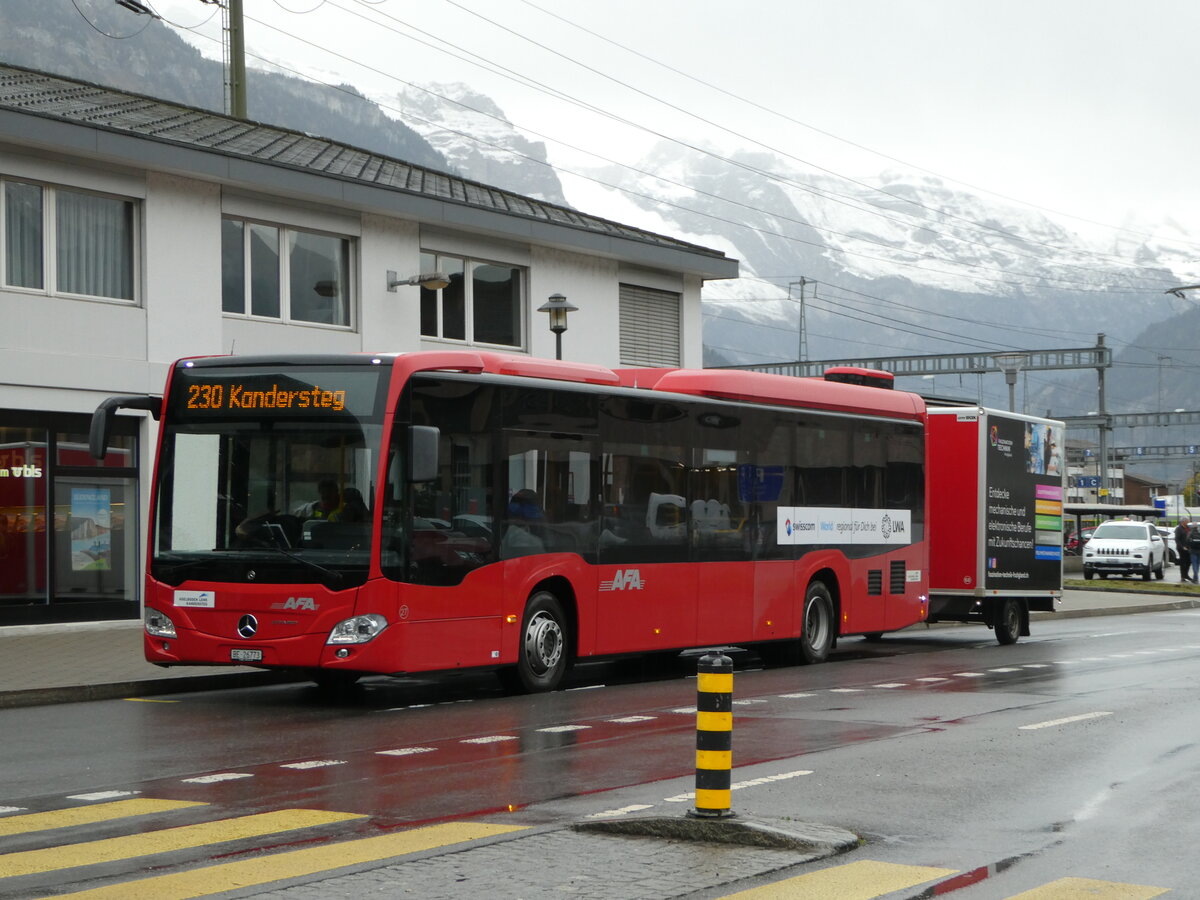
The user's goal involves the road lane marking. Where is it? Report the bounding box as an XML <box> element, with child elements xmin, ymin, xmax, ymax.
<box><xmin>1003</xmin><ymin>876</ymin><xmax>1169</xmax><ymax>899</ymax></box>
<box><xmin>719</xmin><ymin>859</ymin><xmax>955</xmax><ymax>898</ymax></box>
<box><xmin>915</xmin><ymin>677</ymin><xmax>947</xmax><ymax>683</ymax></box>
<box><xmin>829</xmin><ymin>688</ymin><xmax>863</xmax><ymax>693</ymax></box>
<box><xmin>536</xmin><ymin>725</ymin><xmax>591</xmax><ymax>733</ymax></box>
<box><xmin>181</xmin><ymin>774</ymin><xmax>253</xmax><ymax>784</ymax></box>
<box><xmin>0</xmin><ymin>808</ymin><xmax>26</xmax><ymax>816</ymax></box>
<box><xmin>608</xmin><ymin>715</ymin><xmax>657</xmax><ymax>723</ymax></box>
<box><xmin>1020</xmin><ymin>711</ymin><xmax>1112</xmax><ymax>731</ymax></box>
<box><xmin>376</xmin><ymin>747</ymin><xmax>437</xmax><ymax>757</ymax></box>
<box><xmin>0</xmin><ymin>799</ymin><xmax>204</xmax><ymax>837</ymax></box>
<box><xmin>777</xmin><ymin>693</ymin><xmax>815</xmax><ymax>698</ymax></box>
<box><xmin>989</xmin><ymin>668</ymin><xmax>1021</xmax><ymax>673</ymax></box>
<box><xmin>280</xmin><ymin>760</ymin><xmax>346</xmax><ymax>770</ymax></box>
<box><xmin>0</xmin><ymin>809</ymin><xmax>364</xmax><ymax>877</ymax></box>
<box><xmin>586</xmin><ymin>804</ymin><xmax>655</xmax><ymax>819</ymax></box>
<box><xmin>873</xmin><ymin>683</ymin><xmax>906</xmax><ymax>688</ymax></box>
<box><xmin>67</xmin><ymin>792</ymin><xmax>139</xmax><ymax>801</ymax></box>
<box><xmin>954</xmin><ymin>672</ymin><xmax>985</xmax><ymax>678</ymax></box>
<box><xmin>37</xmin><ymin>822</ymin><xmax>527</xmax><ymax>900</ymax></box>
<box><xmin>461</xmin><ymin>735</ymin><xmax>518</xmax><ymax>744</ymax></box>
<box><xmin>664</xmin><ymin>770</ymin><xmax>813</xmax><ymax>803</ymax></box>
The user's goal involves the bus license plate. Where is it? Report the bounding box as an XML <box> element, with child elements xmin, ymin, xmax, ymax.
<box><xmin>231</xmin><ymin>648</ymin><xmax>263</xmax><ymax>662</ymax></box>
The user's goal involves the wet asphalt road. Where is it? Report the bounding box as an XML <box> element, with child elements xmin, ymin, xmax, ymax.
<box><xmin>4</xmin><ymin>609</ymin><xmax>1200</xmax><ymax>897</ymax></box>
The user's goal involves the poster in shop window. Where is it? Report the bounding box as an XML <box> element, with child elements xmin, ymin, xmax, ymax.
<box><xmin>70</xmin><ymin>487</ymin><xmax>111</xmax><ymax>571</ymax></box>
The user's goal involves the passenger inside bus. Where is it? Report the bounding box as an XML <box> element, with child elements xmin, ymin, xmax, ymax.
<box><xmin>501</xmin><ymin>489</ymin><xmax>546</xmax><ymax>558</ymax></box>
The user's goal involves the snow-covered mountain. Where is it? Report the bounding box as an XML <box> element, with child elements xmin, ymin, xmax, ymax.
<box><xmin>396</xmin><ymin>92</ymin><xmax>1200</xmax><ymax>401</ymax></box>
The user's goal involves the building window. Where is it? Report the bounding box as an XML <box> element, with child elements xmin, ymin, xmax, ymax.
<box><xmin>619</xmin><ymin>284</ymin><xmax>681</xmax><ymax>367</ymax></box>
<box><xmin>419</xmin><ymin>251</ymin><xmax>523</xmax><ymax>348</ymax></box>
<box><xmin>1</xmin><ymin>179</ymin><xmax>136</xmax><ymax>302</ymax></box>
<box><xmin>222</xmin><ymin>217</ymin><xmax>352</xmax><ymax>327</ymax></box>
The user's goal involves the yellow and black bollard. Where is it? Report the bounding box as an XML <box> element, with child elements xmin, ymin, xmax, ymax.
<box><xmin>689</xmin><ymin>650</ymin><xmax>734</xmax><ymax>818</ymax></box>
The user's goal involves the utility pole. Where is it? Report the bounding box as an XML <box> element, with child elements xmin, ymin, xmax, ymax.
<box><xmin>1096</xmin><ymin>333</ymin><xmax>1109</xmax><ymax>505</ymax></box>
<box><xmin>788</xmin><ymin>278</ymin><xmax>810</xmax><ymax>362</ymax></box>
<box><xmin>202</xmin><ymin>0</ymin><xmax>246</xmax><ymax>118</ymax></box>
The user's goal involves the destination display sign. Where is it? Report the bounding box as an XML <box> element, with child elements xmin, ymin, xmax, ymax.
<box><xmin>170</xmin><ymin>366</ymin><xmax>387</xmax><ymax>420</ymax></box>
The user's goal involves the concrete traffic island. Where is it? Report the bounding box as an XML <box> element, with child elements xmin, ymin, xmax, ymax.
<box><xmin>574</xmin><ymin>814</ymin><xmax>859</xmax><ymax>858</ymax></box>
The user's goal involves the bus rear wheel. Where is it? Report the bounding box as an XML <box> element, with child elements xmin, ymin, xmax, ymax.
<box><xmin>799</xmin><ymin>581</ymin><xmax>835</xmax><ymax>664</ymax></box>
<box><xmin>511</xmin><ymin>591</ymin><xmax>571</xmax><ymax>693</ymax></box>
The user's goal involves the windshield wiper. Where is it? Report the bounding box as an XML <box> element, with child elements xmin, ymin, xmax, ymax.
<box><xmin>243</xmin><ymin>534</ymin><xmax>345</xmax><ymax>585</ymax></box>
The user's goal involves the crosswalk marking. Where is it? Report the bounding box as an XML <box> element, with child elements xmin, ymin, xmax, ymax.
<box><xmin>0</xmin><ymin>808</ymin><xmax>363</xmax><ymax>878</ymax></box>
<box><xmin>39</xmin><ymin>821</ymin><xmax>527</xmax><ymax>900</ymax></box>
<box><xmin>1004</xmin><ymin>876</ymin><xmax>1169</xmax><ymax>898</ymax></box>
<box><xmin>0</xmin><ymin>799</ymin><xmax>205</xmax><ymax>838</ymax></box>
<box><xmin>720</xmin><ymin>859</ymin><xmax>955</xmax><ymax>898</ymax></box>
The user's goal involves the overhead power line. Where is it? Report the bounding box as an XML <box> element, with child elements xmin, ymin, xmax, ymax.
<box><xmin>210</xmin><ymin>5</ymin><xmax>1176</xmax><ymax>293</ymax></box>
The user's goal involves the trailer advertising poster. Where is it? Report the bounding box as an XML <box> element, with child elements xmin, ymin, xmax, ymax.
<box><xmin>983</xmin><ymin>417</ymin><xmax>1063</xmax><ymax>591</ymax></box>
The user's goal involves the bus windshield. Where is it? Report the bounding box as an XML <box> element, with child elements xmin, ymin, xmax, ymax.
<box><xmin>152</xmin><ymin>363</ymin><xmax>388</xmax><ymax>587</ymax></box>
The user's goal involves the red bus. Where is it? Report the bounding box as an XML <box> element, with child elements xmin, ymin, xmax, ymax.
<box><xmin>90</xmin><ymin>351</ymin><xmax>929</xmax><ymax>691</ymax></box>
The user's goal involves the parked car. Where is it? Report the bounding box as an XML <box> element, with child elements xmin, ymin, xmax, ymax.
<box><xmin>1082</xmin><ymin>520</ymin><xmax>1166</xmax><ymax>580</ymax></box>
<box><xmin>1155</xmin><ymin>526</ymin><xmax>1179</xmax><ymax>565</ymax></box>
<box><xmin>1065</xmin><ymin>529</ymin><xmax>1093</xmax><ymax>555</ymax></box>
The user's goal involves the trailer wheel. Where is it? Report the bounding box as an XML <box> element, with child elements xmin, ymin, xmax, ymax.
<box><xmin>994</xmin><ymin>598</ymin><xmax>1021</xmax><ymax>646</ymax></box>
<box><xmin>799</xmin><ymin>581</ymin><xmax>835</xmax><ymax>664</ymax></box>
<box><xmin>511</xmin><ymin>590</ymin><xmax>571</xmax><ymax>693</ymax></box>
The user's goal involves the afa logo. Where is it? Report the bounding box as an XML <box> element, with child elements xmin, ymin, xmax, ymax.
<box><xmin>600</xmin><ymin>569</ymin><xmax>645</xmax><ymax>591</ymax></box>
<box><xmin>270</xmin><ymin>597</ymin><xmax>318</xmax><ymax>611</ymax></box>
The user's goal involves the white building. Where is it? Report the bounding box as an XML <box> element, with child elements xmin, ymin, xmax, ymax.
<box><xmin>0</xmin><ymin>64</ymin><xmax>737</xmax><ymax>626</ymax></box>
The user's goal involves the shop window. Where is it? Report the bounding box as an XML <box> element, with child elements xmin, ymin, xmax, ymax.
<box><xmin>419</xmin><ymin>250</ymin><xmax>523</xmax><ymax>349</ymax></box>
<box><xmin>0</xmin><ymin>427</ymin><xmax>48</xmax><ymax>605</ymax></box>
<box><xmin>57</xmin><ymin>431</ymin><xmax>135</xmax><ymax>469</ymax></box>
<box><xmin>222</xmin><ymin>217</ymin><xmax>352</xmax><ymax>327</ymax></box>
<box><xmin>1</xmin><ymin>179</ymin><xmax>136</xmax><ymax>302</ymax></box>
<box><xmin>0</xmin><ymin>418</ymin><xmax>139</xmax><ymax>623</ymax></box>
<box><xmin>52</xmin><ymin>478</ymin><xmax>136</xmax><ymax>605</ymax></box>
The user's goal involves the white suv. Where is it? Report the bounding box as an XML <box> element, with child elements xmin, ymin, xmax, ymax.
<box><xmin>1082</xmin><ymin>520</ymin><xmax>1166</xmax><ymax>581</ymax></box>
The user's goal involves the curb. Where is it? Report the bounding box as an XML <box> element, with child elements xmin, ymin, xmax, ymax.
<box><xmin>0</xmin><ymin>670</ymin><xmax>303</xmax><ymax>710</ymax></box>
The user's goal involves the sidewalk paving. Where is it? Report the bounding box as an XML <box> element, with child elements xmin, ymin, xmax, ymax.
<box><xmin>2</xmin><ymin>586</ymin><xmax>1199</xmax><ymax>709</ymax></box>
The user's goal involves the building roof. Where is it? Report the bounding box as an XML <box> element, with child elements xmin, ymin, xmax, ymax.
<box><xmin>0</xmin><ymin>64</ymin><xmax>737</xmax><ymax>279</ymax></box>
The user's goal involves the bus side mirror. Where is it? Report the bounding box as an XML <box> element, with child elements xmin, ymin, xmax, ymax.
<box><xmin>408</xmin><ymin>425</ymin><xmax>440</xmax><ymax>482</ymax></box>
<box><xmin>89</xmin><ymin>394</ymin><xmax>161</xmax><ymax>459</ymax></box>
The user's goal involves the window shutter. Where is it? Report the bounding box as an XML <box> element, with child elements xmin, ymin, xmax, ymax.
<box><xmin>619</xmin><ymin>284</ymin><xmax>680</xmax><ymax>367</ymax></box>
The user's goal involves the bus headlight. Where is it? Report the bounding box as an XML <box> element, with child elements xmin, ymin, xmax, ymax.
<box><xmin>327</xmin><ymin>614</ymin><xmax>388</xmax><ymax>645</ymax></box>
<box><xmin>144</xmin><ymin>608</ymin><xmax>177</xmax><ymax>639</ymax></box>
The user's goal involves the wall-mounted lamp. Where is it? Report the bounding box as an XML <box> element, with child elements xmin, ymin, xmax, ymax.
<box><xmin>387</xmin><ymin>270</ymin><xmax>451</xmax><ymax>292</ymax></box>
<box><xmin>538</xmin><ymin>292</ymin><xmax>578</xmax><ymax>359</ymax></box>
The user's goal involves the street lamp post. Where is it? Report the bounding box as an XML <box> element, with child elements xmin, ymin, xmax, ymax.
<box><xmin>538</xmin><ymin>293</ymin><xmax>578</xmax><ymax>360</ymax></box>
<box><xmin>991</xmin><ymin>352</ymin><xmax>1029</xmax><ymax>413</ymax></box>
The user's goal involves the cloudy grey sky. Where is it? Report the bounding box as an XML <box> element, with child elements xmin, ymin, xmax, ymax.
<box><xmin>149</xmin><ymin>0</ymin><xmax>1200</xmax><ymax>239</ymax></box>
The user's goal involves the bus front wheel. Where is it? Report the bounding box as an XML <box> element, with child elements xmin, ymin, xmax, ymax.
<box><xmin>512</xmin><ymin>591</ymin><xmax>571</xmax><ymax>692</ymax></box>
<box><xmin>799</xmin><ymin>582</ymin><xmax>835</xmax><ymax>664</ymax></box>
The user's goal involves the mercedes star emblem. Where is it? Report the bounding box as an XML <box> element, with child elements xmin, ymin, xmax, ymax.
<box><xmin>237</xmin><ymin>614</ymin><xmax>258</xmax><ymax>639</ymax></box>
